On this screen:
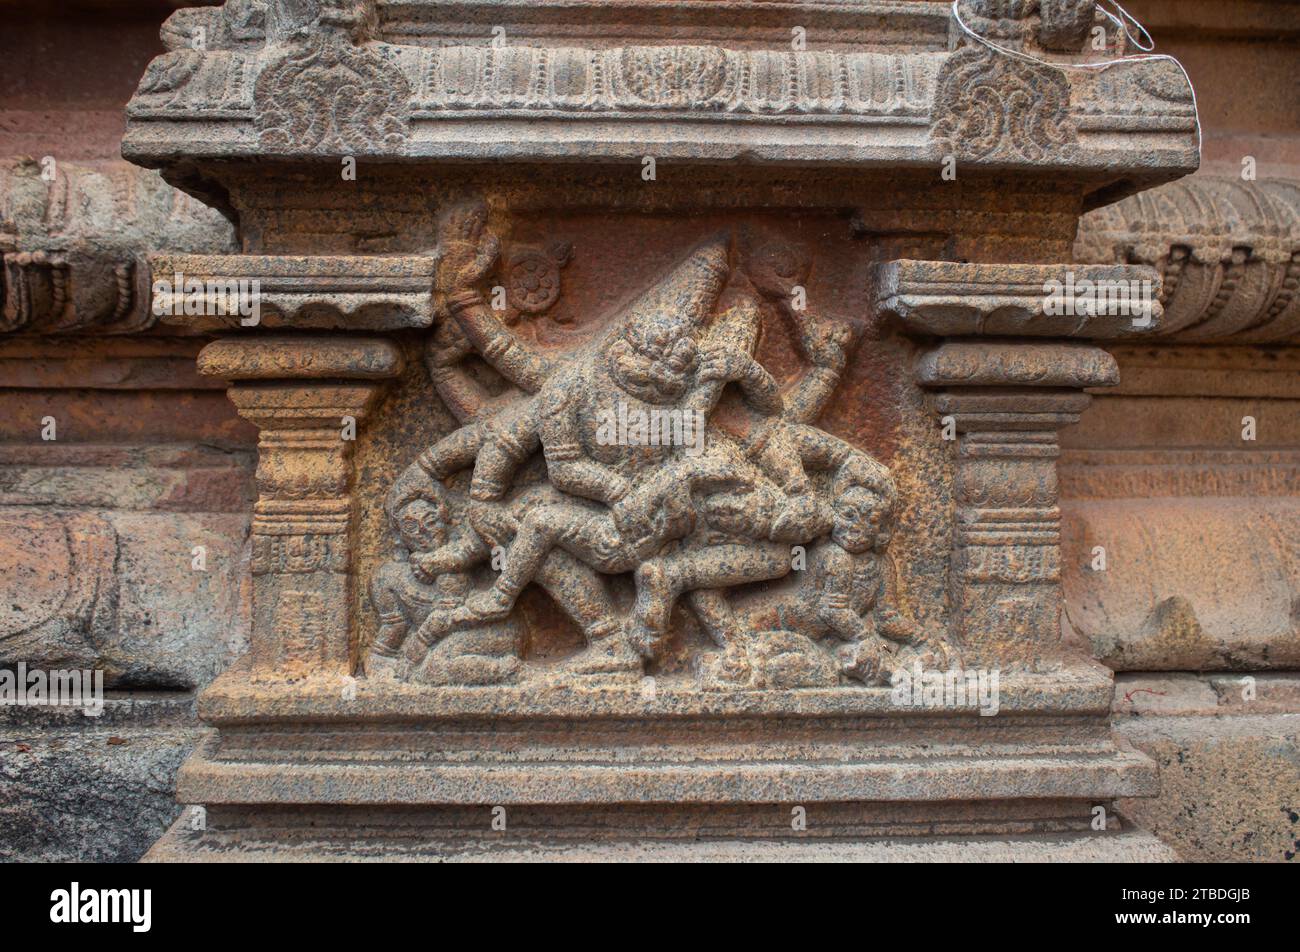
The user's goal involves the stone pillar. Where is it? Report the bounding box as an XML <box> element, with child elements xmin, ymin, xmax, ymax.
<box><xmin>197</xmin><ymin>337</ymin><xmax>402</xmax><ymax>679</ymax></box>
<box><xmin>916</xmin><ymin>342</ymin><xmax>1119</xmax><ymax>667</ymax></box>
<box><xmin>878</xmin><ymin>259</ymin><xmax>1156</xmax><ymax>667</ymax></box>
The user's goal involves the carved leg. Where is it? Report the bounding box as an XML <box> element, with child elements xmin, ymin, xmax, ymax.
<box><xmin>469</xmin><ymin>402</ymin><xmax>540</xmax><ymax>501</ymax></box>
<box><xmin>471</xmin><ymin>505</ymin><xmax>605</xmax><ymax>618</ymax></box>
<box><xmin>685</xmin><ymin>588</ymin><xmax>736</xmax><ymax>649</ymax></box>
<box><xmin>414</xmin><ymin>422</ymin><xmax>484</xmax><ymax>480</ymax></box>
<box><xmin>630</xmin><ymin>542</ymin><xmax>791</xmax><ymax>656</ymax></box>
<box><xmin>534</xmin><ymin>549</ymin><xmax>621</xmax><ymax>645</ymax></box>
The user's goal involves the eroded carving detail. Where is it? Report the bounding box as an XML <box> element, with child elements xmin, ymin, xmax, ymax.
<box><xmin>0</xmin><ymin>158</ymin><xmax>235</xmax><ymax>334</ymax></box>
<box><xmin>931</xmin><ymin>45</ymin><xmax>1076</xmax><ymax>162</ymax></box>
<box><xmin>0</xmin><ymin>511</ymin><xmax>118</xmax><ymax>666</ymax></box>
<box><xmin>368</xmin><ymin>200</ymin><xmax>955</xmax><ymax>689</ymax></box>
<box><xmin>254</xmin><ymin>33</ymin><xmax>410</xmax><ymax>153</ymax></box>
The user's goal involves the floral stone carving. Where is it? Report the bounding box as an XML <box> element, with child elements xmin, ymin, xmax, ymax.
<box><xmin>253</xmin><ymin>32</ymin><xmax>409</xmax><ymax>153</ymax></box>
<box><xmin>930</xmin><ymin>45</ymin><xmax>1076</xmax><ymax>162</ymax></box>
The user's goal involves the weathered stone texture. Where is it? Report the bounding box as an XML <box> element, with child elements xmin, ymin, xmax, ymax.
<box><xmin>2</xmin><ymin>0</ymin><xmax>1298</xmax><ymax>863</ymax></box>
<box><xmin>0</xmin><ymin>694</ymin><xmax>201</xmax><ymax>863</ymax></box>
<box><xmin>1115</xmin><ymin>673</ymin><xmax>1300</xmax><ymax>863</ymax></box>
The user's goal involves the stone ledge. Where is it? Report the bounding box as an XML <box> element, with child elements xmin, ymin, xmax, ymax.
<box><xmin>144</xmin><ymin>816</ymin><xmax>1179</xmax><ymax>862</ymax></box>
<box><xmin>151</xmin><ymin>254</ymin><xmax>439</xmax><ymax>330</ymax></box>
<box><xmin>195</xmin><ymin>662</ymin><xmax>1121</xmax><ymax>723</ymax></box>
<box><xmin>1110</xmin><ymin>674</ymin><xmax>1300</xmax><ymax>861</ymax></box>
<box><xmin>880</xmin><ymin>261</ymin><xmax>1164</xmax><ymax>339</ymax></box>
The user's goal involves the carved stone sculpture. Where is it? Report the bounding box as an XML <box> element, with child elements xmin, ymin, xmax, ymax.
<box><xmin>364</xmin><ymin>201</ymin><xmax>952</xmax><ymax>691</ymax></box>
<box><xmin>120</xmin><ymin>0</ymin><xmax>1203</xmax><ymax>862</ymax></box>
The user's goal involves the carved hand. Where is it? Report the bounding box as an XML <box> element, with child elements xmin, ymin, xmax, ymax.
<box><xmin>609</xmin><ymin>496</ymin><xmax>653</xmax><ymax>549</ymax></box>
<box><xmin>768</xmin><ymin>494</ymin><xmax>830</xmax><ymax>542</ymax></box>
<box><xmin>429</xmin><ymin>318</ymin><xmax>474</xmax><ymax>367</ymax></box>
<box><xmin>698</xmin><ymin>346</ymin><xmax>757</xmax><ymax>384</ymax></box>
<box><xmin>801</xmin><ymin>318</ymin><xmax>856</xmax><ymax>373</ymax></box>
<box><xmin>838</xmin><ymin>637</ymin><xmax>892</xmax><ymax>685</ymax></box>
<box><xmin>410</xmin><ymin>551</ymin><xmax>440</xmax><ymax>582</ymax></box>
<box><xmin>436</xmin><ymin>201</ymin><xmax>500</xmax><ymax>293</ymax></box>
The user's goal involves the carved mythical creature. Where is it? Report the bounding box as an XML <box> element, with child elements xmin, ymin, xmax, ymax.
<box><xmin>367</xmin><ymin>198</ymin><xmax>951</xmax><ymax>688</ymax></box>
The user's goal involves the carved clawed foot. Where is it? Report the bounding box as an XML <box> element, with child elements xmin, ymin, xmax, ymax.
<box><xmin>837</xmin><ymin>637</ymin><xmax>895</xmax><ymax>686</ymax></box>
<box><xmin>365</xmin><ymin>650</ymin><xmax>406</xmax><ymax>683</ymax></box>
<box><xmin>464</xmin><ymin>586</ymin><xmax>514</xmax><ymax>622</ymax></box>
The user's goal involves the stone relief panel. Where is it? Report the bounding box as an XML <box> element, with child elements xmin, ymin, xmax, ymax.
<box><xmin>363</xmin><ymin>200</ymin><xmax>957</xmax><ymax>690</ymax></box>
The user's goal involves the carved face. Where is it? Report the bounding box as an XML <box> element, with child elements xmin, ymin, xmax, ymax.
<box><xmin>397</xmin><ymin>499</ymin><xmax>449</xmax><ymax>553</ymax></box>
<box><xmin>832</xmin><ymin>487</ymin><xmax>891</xmax><ymax>553</ymax></box>
<box><xmin>606</xmin><ymin>326</ymin><xmax>697</xmax><ymax>404</ymax></box>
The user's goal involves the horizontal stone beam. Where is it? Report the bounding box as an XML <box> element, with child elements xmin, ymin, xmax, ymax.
<box><xmin>197</xmin><ymin>336</ymin><xmax>405</xmax><ymax>380</ymax></box>
<box><xmin>151</xmin><ymin>254</ymin><xmax>438</xmax><ymax>330</ymax></box>
<box><xmin>879</xmin><ymin>260</ymin><xmax>1164</xmax><ymax>338</ymax></box>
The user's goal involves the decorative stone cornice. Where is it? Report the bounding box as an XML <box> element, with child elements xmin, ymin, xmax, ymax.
<box><xmin>1075</xmin><ymin>175</ymin><xmax>1300</xmax><ymax>343</ymax></box>
<box><xmin>123</xmin><ymin>0</ymin><xmax>1198</xmax><ymax>186</ymax></box>
<box><xmin>151</xmin><ymin>254</ymin><xmax>439</xmax><ymax>329</ymax></box>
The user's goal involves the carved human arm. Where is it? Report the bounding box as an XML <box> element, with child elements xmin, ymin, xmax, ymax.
<box><xmin>406</xmin><ymin>604</ymin><xmax>477</xmax><ymax>660</ymax></box>
<box><xmin>875</xmin><ymin>554</ymin><xmax>924</xmax><ymax>646</ymax></box>
<box><xmin>540</xmin><ymin>383</ymin><xmax>632</xmax><ymax>507</ymax></box>
<box><xmin>447</xmin><ymin>288</ymin><xmax>554</xmax><ymax>392</ymax></box>
<box><xmin>424</xmin><ymin>320</ymin><xmax>500</xmax><ymax>422</ymax></box>
<box><xmin>697</xmin><ymin>346</ymin><xmax>784</xmax><ymax>416</ymax></box>
<box><xmin>740</xmin><ymin>235</ymin><xmax>852</xmax><ymax>422</ymax></box>
<box><xmin>410</xmin><ymin>530</ymin><xmax>491</xmax><ymax>580</ymax></box>
<box><xmin>415</xmin><ymin>425</ymin><xmax>484</xmax><ymax>481</ymax></box>
<box><xmin>434</xmin><ymin>198</ymin><xmax>554</xmax><ymax>393</ymax></box>
<box><xmin>782</xmin><ymin>313</ymin><xmax>858</xmax><ymax>424</ymax></box>
<box><xmin>787</xmin><ymin>424</ymin><xmax>857</xmax><ymax>473</ymax></box>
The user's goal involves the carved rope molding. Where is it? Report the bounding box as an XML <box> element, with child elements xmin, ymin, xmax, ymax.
<box><xmin>1075</xmin><ymin>175</ymin><xmax>1300</xmax><ymax>343</ymax></box>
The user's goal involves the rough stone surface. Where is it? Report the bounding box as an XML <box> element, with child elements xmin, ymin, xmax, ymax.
<box><xmin>1114</xmin><ymin>673</ymin><xmax>1300</xmax><ymax>863</ymax></box>
<box><xmin>0</xmin><ymin>694</ymin><xmax>201</xmax><ymax>863</ymax></box>
<box><xmin>1</xmin><ymin>0</ymin><xmax>1296</xmax><ymax>863</ymax></box>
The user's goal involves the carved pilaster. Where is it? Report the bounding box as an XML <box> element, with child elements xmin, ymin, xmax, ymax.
<box><xmin>917</xmin><ymin>342</ymin><xmax>1119</xmax><ymax>667</ymax></box>
<box><xmin>198</xmin><ymin>336</ymin><xmax>402</xmax><ymax>679</ymax></box>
